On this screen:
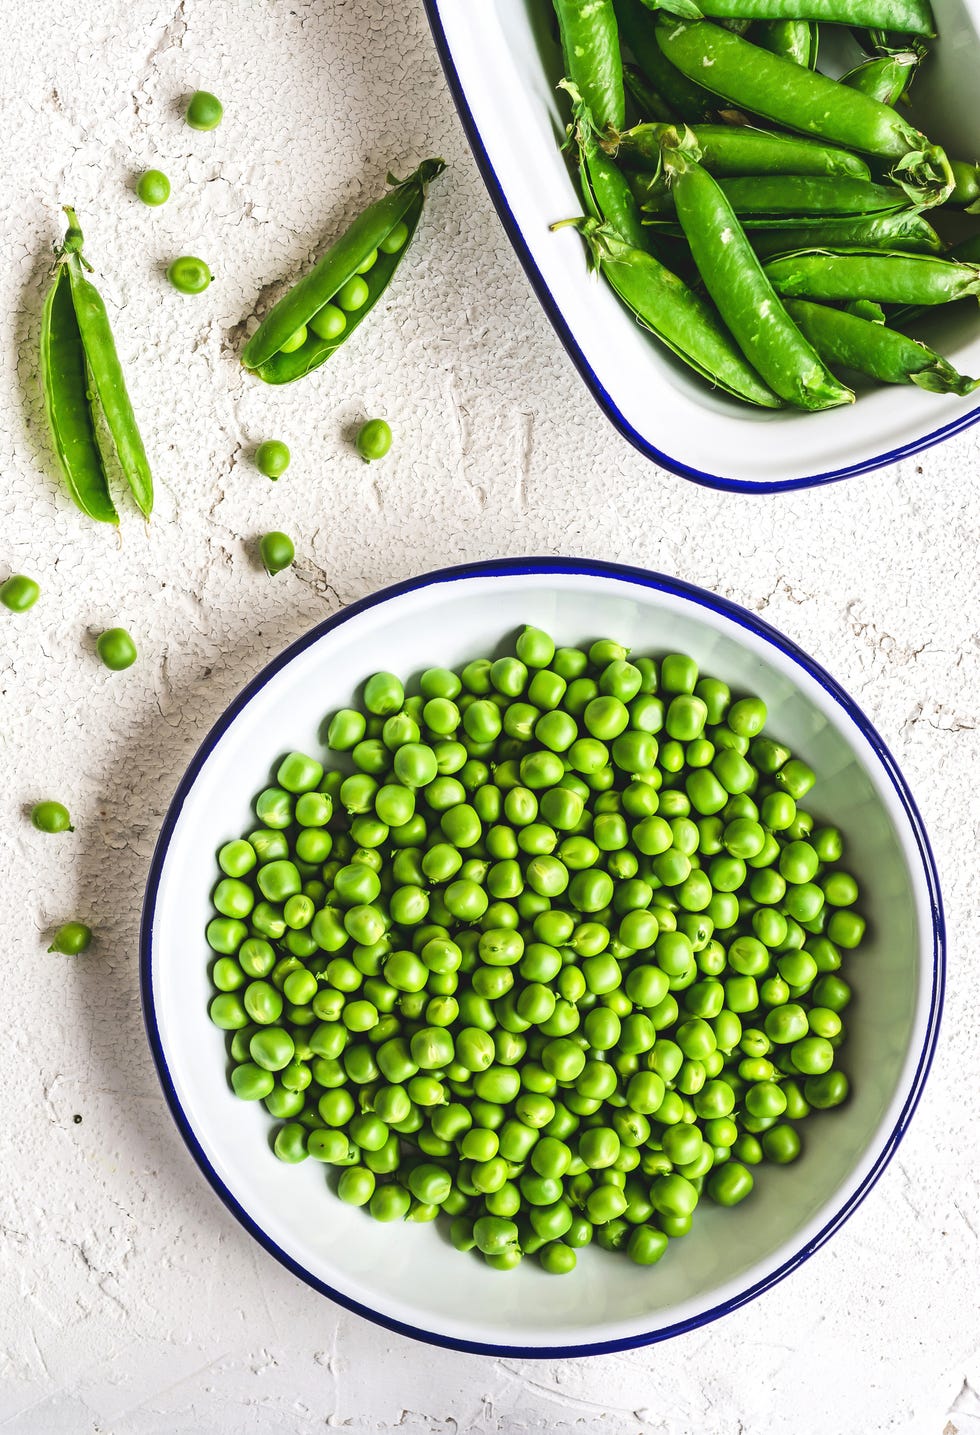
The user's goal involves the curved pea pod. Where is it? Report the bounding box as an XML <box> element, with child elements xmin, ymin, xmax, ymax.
<box><xmin>614</xmin><ymin>0</ymin><xmax>718</xmax><ymax>119</ymax></box>
<box><xmin>839</xmin><ymin>47</ymin><xmax>923</xmax><ymax>105</ymax></box>
<box><xmin>659</xmin><ymin>128</ymin><xmax>854</xmax><ymax>410</ymax></box>
<box><xmin>642</xmin><ymin>0</ymin><xmax>934</xmax><ymax>32</ymax></box>
<box><xmin>561</xmin><ymin>85</ymin><xmax>651</xmax><ymax>251</ymax></box>
<box><xmin>751</xmin><ymin>18</ymin><xmax>818</xmax><ymax>67</ymax></box>
<box><xmin>784</xmin><ymin>298</ymin><xmax>979</xmax><ymax>394</ymax></box>
<box><xmin>64</xmin><ymin>253</ymin><xmax>153</xmax><ymax>519</ymax></box>
<box><xmin>744</xmin><ymin>210</ymin><xmax>943</xmax><ymax>258</ymax></box>
<box><xmin>653</xmin><ymin>21</ymin><xmax>953</xmax><ymax>207</ymax></box>
<box><xmin>763</xmin><ymin>248</ymin><xmax>980</xmax><ymax>304</ymax></box>
<box><xmin>40</xmin><ymin>263</ymin><xmax>118</xmax><ymax>525</ymax></box>
<box><xmin>633</xmin><ymin>173</ymin><xmax>909</xmax><ymax>217</ymax></box>
<box><xmin>556</xmin><ymin>216</ymin><xmax>782</xmax><ymax>406</ymax></box>
<box><xmin>617</xmin><ymin>122</ymin><xmax>870</xmax><ymax>178</ymax></box>
<box><xmin>554</xmin><ymin>0</ymin><xmax>626</xmax><ymax>132</ymax></box>
<box><xmin>242</xmin><ymin>159</ymin><xmax>445</xmax><ymax>383</ymax></box>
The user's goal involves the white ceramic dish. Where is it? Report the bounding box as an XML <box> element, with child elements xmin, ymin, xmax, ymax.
<box><xmin>141</xmin><ymin>559</ymin><xmax>943</xmax><ymax>1356</ymax></box>
<box><xmin>424</xmin><ymin>1</ymin><xmax>980</xmax><ymax>490</ymax></box>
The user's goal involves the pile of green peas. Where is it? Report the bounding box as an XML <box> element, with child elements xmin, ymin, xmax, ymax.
<box><xmin>206</xmin><ymin>626</ymin><xmax>862</xmax><ymax>1274</ymax></box>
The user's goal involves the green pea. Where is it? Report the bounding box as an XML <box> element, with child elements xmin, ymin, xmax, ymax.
<box><xmin>231</xmin><ymin>1063</ymin><xmax>274</xmax><ymax>1101</ymax></box>
<box><xmin>356</xmin><ymin>418</ymin><xmax>392</xmax><ymax>462</ymax></box>
<box><xmin>96</xmin><ymin>627</ymin><xmax>137</xmax><ymax>670</ymax></box>
<box><xmin>255</xmin><ymin>439</ymin><xmax>290</xmax><ymax>479</ymax></box>
<box><xmin>309</xmin><ymin>303</ymin><xmax>347</xmax><ymax>340</ymax></box>
<box><xmin>1</xmin><ymin>574</ymin><xmax>41</xmax><ymax>612</ymax></box>
<box><xmin>379</xmin><ymin>220</ymin><xmax>410</xmax><ymax>255</ymax></box>
<box><xmin>185</xmin><ymin>89</ymin><xmax>222</xmax><ymax>129</ymax></box>
<box><xmin>167</xmin><ymin>255</ymin><xmax>211</xmax><ymax>294</ymax></box>
<box><xmin>259</xmin><ymin>531</ymin><xmax>294</xmax><ymax>576</ymax></box>
<box><xmin>337</xmin><ymin>275</ymin><xmax>370</xmax><ymax>312</ymax></box>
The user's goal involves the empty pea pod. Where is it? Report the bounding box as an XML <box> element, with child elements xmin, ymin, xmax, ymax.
<box><xmin>633</xmin><ymin>174</ymin><xmax>908</xmax><ymax>217</ymax></box>
<box><xmin>763</xmin><ymin>248</ymin><xmax>980</xmax><ymax>304</ymax></box>
<box><xmin>40</xmin><ymin>208</ymin><xmax>153</xmax><ymax>522</ymax></box>
<box><xmin>556</xmin><ymin>216</ymin><xmax>782</xmax><ymax>406</ymax></box>
<box><xmin>784</xmin><ymin>298</ymin><xmax>979</xmax><ymax>394</ymax></box>
<box><xmin>751</xmin><ymin>18</ymin><xmax>818</xmax><ymax>67</ymax></box>
<box><xmin>839</xmin><ymin>47</ymin><xmax>923</xmax><ymax>104</ymax></box>
<box><xmin>241</xmin><ymin>159</ymin><xmax>445</xmax><ymax>383</ymax></box>
<box><xmin>616</xmin><ymin>123</ymin><xmax>871</xmax><ymax>179</ymax></box>
<box><xmin>653</xmin><ymin>21</ymin><xmax>952</xmax><ymax>206</ymax></box>
<box><xmin>554</xmin><ymin>0</ymin><xmax>626</xmax><ymax>132</ymax></box>
<box><xmin>642</xmin><ymin>0</ymin><xmax>935</xmax><ymax>34</ymax></box>
<box><xmin>659</xmin><ymin>128</ymin><xmax>853</xmax><ymax>410</ymax></box>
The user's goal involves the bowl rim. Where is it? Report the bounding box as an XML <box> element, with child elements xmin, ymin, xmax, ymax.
<box><xmin>139</xmin><ymin>556</ymin><xmax>945</xmax><ymax>1358</ymax></box>
<box><xmin>421</xmin><ymin>0</ymin><xmax>980</xmax><ymax>493</ymax></box>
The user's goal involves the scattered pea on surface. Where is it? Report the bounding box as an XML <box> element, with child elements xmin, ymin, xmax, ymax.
<box><xmin>31</xmin><ymin>801</ymin><xmax>74</xmax><ymax>833</ymax></box>
<box><xmin>49</xmin><ymin>921</ymin><xmax>92</xmax><ymax>955</ymax></box>
<box><xmin>355</xmin><ymin>419</ymin><xmax>392</xmax><ymax>463</ymax></box>
<box><xmin>96</xmin><ymin>626</ymin><xmax>137</xmax><ymax>671</ymax></box>
<box><xmin>185</xmin><ymin>90</ymin><xmax>223</xmax><ymax>131</ymax></box>
<box><xmin>206</xmin><ymin>625</ymin><xmax>866</xmax><ymax>1273</ymax></box>
<box><xmin>254</xmin><ymin>440</ymin><xmax>291</xmax><ymax>480</ymax></box>
<box><xmin>259</xmin><ymin>531</ymin><xmax>294</xmax><ymax>577</ymax></box>
<box><xmin>136</xmin><ymin>169</ymin><xmax>170</xmax><ymax>206</ymax></box>
<box><xmin>167</xmin><ymin>256</ymin><xmax>211</xmax><ymax>294</ymax></box>
<box><xmin>0</xmin><ymin>575</ymin><xmax>40</xmax><ymax>612</ymax></box>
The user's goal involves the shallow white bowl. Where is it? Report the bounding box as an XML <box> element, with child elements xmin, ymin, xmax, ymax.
<box><xmin>141</xmin><ymin>559</ymin><xmax>944</xmax><ymax>1355</ymax></box>
<box><xmin>424</xmin><ymin>0</ymin><xmax>980</xmax><ymax>490</ymax></box>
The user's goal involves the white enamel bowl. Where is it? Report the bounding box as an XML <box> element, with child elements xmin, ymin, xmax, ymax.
<box><xmin>141</xmin><ymin>559</ymin><xmax>943</xmax><ymax>1356</ymax></box>
<box><xmin>424</xmin><ymin>0</ymin><xmax>980</xmax><ymax>490</ymax></box>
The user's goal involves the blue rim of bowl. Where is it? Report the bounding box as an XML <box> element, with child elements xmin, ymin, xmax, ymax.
<box><xmin>140</xmin><ymin>556</ymin><xmax>945</xmax><ymax>1358</ymax></box>
<box><xmin>421</xmin><ymin>0</ymin><xmax>980</xmax><ymax>494</ymax></box>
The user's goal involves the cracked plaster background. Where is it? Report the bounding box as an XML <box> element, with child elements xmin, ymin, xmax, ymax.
<box><xmin>1</xmin><ymin>0</ymin><xmax>979</xmax><ymax>1431</ymax></box>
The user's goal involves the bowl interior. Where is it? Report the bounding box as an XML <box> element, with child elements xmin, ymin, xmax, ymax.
<box><xmin>429</xmin><ymin>0</ymin><xmax>980</xmax><ymax>486</ymax></box>
<box><xmin>146</xmin><ymin>567</ymin><xmax>935</xmax><ymax>1352</ymax></box>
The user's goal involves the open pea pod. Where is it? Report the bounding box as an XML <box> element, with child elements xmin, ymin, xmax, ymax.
<box><xmin>242</xmin><ymin>159</ymin><xmax>445</xmax><ymax>384</ymax></box>
<box><xmin>784</xmin><ymin>298</ymin><xmax>979</xmax><ymax>394</ymax></box>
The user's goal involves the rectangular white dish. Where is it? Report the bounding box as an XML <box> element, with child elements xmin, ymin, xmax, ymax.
<box><xmin>425</xmin><ymin>0</ymin><xmax>980</xmax><ymax>489</ymax></box>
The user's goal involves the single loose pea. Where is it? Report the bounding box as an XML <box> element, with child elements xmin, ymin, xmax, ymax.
<box><xmin>167</xmin><ymin>256</ymin><xmax>211</xmax><ymax>293</ymax></box>
<box><xmin>1</xmin><ymin>575</ymin><xmax>40</xmax><ymax>612</ymax></box>
<box><xmin>31</xmin><ymin>801</ymin><xmax>73</xmax><ymax>833</ymax></box>
<box><xmin>185</xmin><ymin>90</ymin><xmax>223</xmax><ymax>130</ymax></box>
<box><xmin>255</xmin><ymin>440</ymin><xmax>290</xmax><ymax>479</ymax></box>
<box><xmin>259</xmin><ymin>531</ymin><xmax>294</xmax><ymax>576</ymax></box>
<box><xmin>356</xmin><ymin>419</ymin><xmax>392</xmax><ymax>463</ymax></box>
<box><xmin>136</xmin><ymin>169</ymin><xmax>170</xmax><ymax>205</ymax></box>
<box><xmin>48</xmin><ymin>921</ymin><xmax>92</xmax><ymax>955</ymax></box>
<box><xmin>96</xmin><ymin>627</ymin><xmax>137</xmax><ymax>671</ymax></box>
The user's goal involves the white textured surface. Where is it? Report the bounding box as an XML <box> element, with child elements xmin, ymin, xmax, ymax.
<box><xmin>0</xmin><ymin>1</ymin><xmax>978</xmax><ymax>1431</ymax></box>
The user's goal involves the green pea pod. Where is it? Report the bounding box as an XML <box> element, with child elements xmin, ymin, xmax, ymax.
<box><xmin>889</xmin><ymin>231</ymin><xmax>980</xmax><ymax>322</ymax></box>
<box><xmin>659</xmin><ymin>128</ymin><xmax>854</xmax><ymax>410</ymax></box>
<box><xmin>653</xmin><ymin>21</ymin><xmax>952</xmax><ymax>206</ymax></box>
<box><xmin>949</xmin><ymin>159</ymin><xmax>980</xmax><ymax>208</ymax></box>
<box><xmin>623</xmin><ymin>63</ymin><xmax>675</xmax><ymax>120</ymax></box>
<box><xmin>784</xmin><ymin>299</ymin><xmax>979</xmax><ymax>394</ymax></box>
<box><xmin>40</xmin><ymin>263</ymin><xmax>118</xmax><ymax>525</ymax></box>
<box><xmin>614</xmin><ymin>0</ymin><xmax>718</xmax><ymax>119</ymax></box>
<box><xmin>764</xmin><ymin>249</ymin><xmax>980</xmax><ymax>304</ymax></box>
<box><xmin>742</xmin><ymin>209</ymin><xmax>943</xmax><ymax>257</ymax></box>
<box><xmin>618</xmin><ymin>123</ymin><xmax>870</xmax><ymax>178</ymax></box>
<box><xmin>553</xmin><ymin>0</ymin><xmax>626</xmax><ymax>132</ymax></box>
<box><xmin>561</xmin><ymin>84</ymin><xmax>651</xmax><ymax>250</ymax></box>
<box><xmin>62</xmin><ymin>228</ymin><xmax>153</xmax><ymax>518</ymax></box>
<box><xmin>555</xmin><ymin>216</ymin><xmax>782</xmax><ymax>407</ymax></box>
<box><xmin>242</xmin><ymin>159</ymin><xmax>445</xmax><ymax>381</ymax></box>
<box><xmin>633</xmin><ymin>173</ymin><xmax>909</xmax><ymax>217</ymax></box>
<box><xmin>839</xmin><ymin>48</ymin><xmax>923</xmax><ymax>104</ymax></box>
<box><xmin>642</xmin><ymin>0</ymin><xmax>934</xmax><ymax>33</ymax></box>
<box><xmin>751</xmin><ymin>18</ymin><xmax>818</xmax><ymax>67</ymax></box>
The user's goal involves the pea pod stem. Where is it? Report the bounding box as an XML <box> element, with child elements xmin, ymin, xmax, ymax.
<box><xmin>659</xmin><ymin>126</ymin><xmax>854</xmax><ymax>409</ymax></box>
<box><xmin>653</xmin><ymin>20</ymin><xmax>953</xmax><ymax>206</ymax></box>
<box><xmin>40</xmin><ymin>208</ymin><xmax>153</xmax><ymax>523</ymax></box>
<box><xmin>642</xmin><ymin>0</ymin><xmax>935</xmax><ymax>34</ymax></box>
<box><xmin>554</xmin><ymin>0</ymin><xmax>626</xmax><ymax>132</ymax></box>
<box><xmin>242</xmin><ymin>159</ymin><xmax>445</xmax><ymax>378</ymax></box>
<box><xmin>553</xmin><ymin>214</ymin><xmax>782</xmax><ymax>406</ymax></box>
<box><xmin>784</xmin><ymin>298</ymin><xmax>979</xmax><ymax>393</ymax></box>
<box><xmin>764</xmin><ymin>248</ymin><xmax>980</xmax><ymax>303</ymax></box>
<box><xmin>616</xmin><ymin>122</ymin><xmax>870</xmax><ymax>178</ymax></box>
